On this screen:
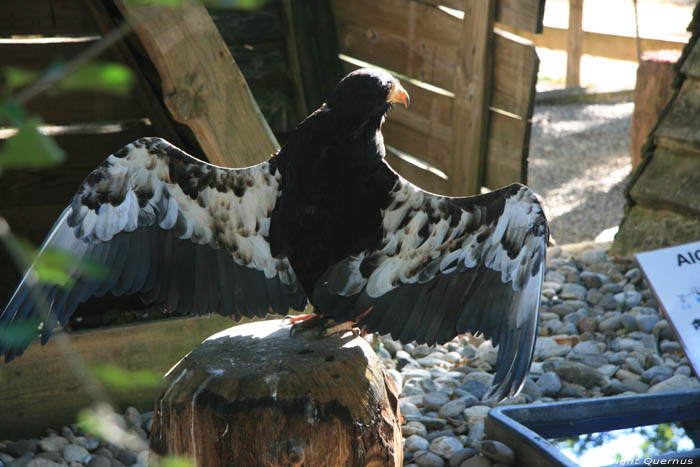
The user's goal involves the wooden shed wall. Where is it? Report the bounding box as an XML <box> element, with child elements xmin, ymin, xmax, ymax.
<box><xmin>331</xmin><ymin>0</ymin><xmax>542</xmax><ymax>195</ymax></box>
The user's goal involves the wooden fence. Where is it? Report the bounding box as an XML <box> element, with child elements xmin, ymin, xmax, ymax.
<box><xmin>499</xmin><ymin>0</ymin><xmax>688</xmax><ymax>88</ymax></box>
<box><xmin>331</xmin><ymin>0</ymin><xmax>545</xmax><ymax>195</ymax></box>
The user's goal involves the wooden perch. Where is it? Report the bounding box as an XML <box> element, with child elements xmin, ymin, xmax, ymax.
<box><xmin>150</xmin><ymin>320</ymin><xmax>403</xmax><ymax>467</ymax></box>
<box><xmin>115</xmin><ymin>0</ymin><xmax>279</xmax><ymax>167</ymax></box>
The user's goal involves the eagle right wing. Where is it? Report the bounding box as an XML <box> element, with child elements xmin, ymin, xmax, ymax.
<box><xmin>313</xmin><ymin>173</ymin><xmax>548</xmax><ymax>400</ymax></box>
<box><xmin>1</xmin><ymin>137</ymin><xmax>307</xmax><ymax>361</ymax></box>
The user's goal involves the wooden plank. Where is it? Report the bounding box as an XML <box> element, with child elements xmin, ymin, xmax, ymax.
<box><xmin>0</xmin><ymin>0</ymin><xmax>99</xmax><ymax>36</ymax></box>
<box><xmin>333</xmin><ymin>2</ymin><xmax>537</xmax><ymax>119</ymax></box>
<box><xmin>83</xmin><ymin>0</ymin><xmax>188</xmax><ymax>155</ymax></box>
<box><xmin>629</xmin><ymin>148</ymin><xmax>700</xmax><ymax>217</ymax></box>
<box><xmin>208</xmin><ymin>5</ymin><xmax>284</xmax><ymax>45</ymax></box>
<box><xmin>282</xmin><ymin>0</ymin><xmax>345</xmax><ymax>116</ymax></box>
<box><xmin>450</xmin><ymin>0</ymin><xmax>497</xmax><ymax>196</ymax></box>
<box><xmin>0</xmin><ymin>315</ymin><xmax>236</xmax><ymax>440</ymax></box>
<box><xmin>655</xmin><ymin>78</ymin><xmax>700</xmax><ymax>150</ymax></box>
<box><xmin>0</xmin><ymin>121</ymin><xmax>154</xmax><ymax>208</ymax></box>
<box><xmin>566</xmin><ymin>0</ymin><xmax>583</xmax><ymax>88</ymax></box>
<box><xmin>331</xmin><ymin>0</ymin><xmax>461</xmax><ymax>90</ymax></box>
<box><xmin>492</xmin><ymin>30</ymin><xmax>539</xmax><ymax>118</ymax></box>
<box><xmin>340</xmin><ymin>59</ymin><xmax>454</xmax><ymax>140</ymax></box>
<box><xmin>385</xmin><ymin>152</ymin><xmax>449</xmax><ymax>195</ymax></box>
<box><xmin>484</xmin><ymin>111</ymin><xmax>530</xmax><ymax>189</ymax></box>
<box><xmin>0</xmin><ymin>204</ymin><xmax>67</xmax><ymax>301</ymax></box>
<box><xmin>383</xmin><ymin>120</ymin><xmax>452</xmax><ymax>174</ymax></box>
<box><xmin>24</xmin><ymin>91</ymin><xmax>146</xmax><ymax>125</ymax></box>
<box><xmin>115</xmin><ymin>0</ymin><xmax>279</xmax><ymax>168</ymax></box>
<box><xmin>0</xmin><ymin>39</ymin><xmax>114</xmax><ymax>69</ymax></box>
<box><xmin>495</xmin><ymin>0</ymin><xmax>545</xmax><ymax>34</ymax></box>
<box><xmin>421</xmin><ymin>0</ymin><xmax>545</xmax><ymax>34</ymax></box>
<box><xmin>498</xmin><ymin>24</ymin><xmax>686</xmax><ymax>63</ymax></box>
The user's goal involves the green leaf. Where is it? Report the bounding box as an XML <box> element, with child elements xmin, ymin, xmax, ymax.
<box><xmin>76</xmin><ymin>410</ymin><xmax>104</xmax><ymax>439</ymax></box>
<box><xmin>201</xmin><ymin>0</ymin><xmax>268</xmax><ymax>8</ymax></box>
<box><xmin>157</xmin><ymin>456</ymin><xmax>195</xmax><ymax>467</ymax></box>
<box><xmin>91</xmin><ymin>363</ymin><xmax>162</xmax><ymax>391</ymax></box>
<box><xmin>0</xmin><ymin>120</ymin><xmax>65</xmax><ymax>169</ymax></box>
<box><xmin>4</xmin><ymin>67</ymin><xmax>39</xmax><ymax>91</ymax></box>
<box><xmin>122</xmin><ymin>0</ymin><xmax>182</xmax><ymax>7</ymax></box>
<box><xmin>54</xmin><ymin>62</ymin><xmax>135</xmax><ymax>96</ymax></box>
<box><xmin>14</xmin><ymin>239</ymin><xmax>109</xmax><ymax>288</ymax></box>
<box><xmin>0</xmin><ymin>99</ymin><xmax>28</xmax><ymax>126</ymax></box>
<box><xmin>0</xmin><ymin>319</ymin><xmax>41</xmax><ymax>347</ymax></box>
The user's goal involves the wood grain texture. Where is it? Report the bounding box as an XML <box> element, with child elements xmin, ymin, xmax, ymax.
<box><xmin>385</xmin><ymin>151</ymin><xmax>450</xmax><ymax>195</ymax></box>
<box><xmin>496</xmin><ymin>24</ymin><xmax>686</xmax><ymax>63</ymax></box>
<box><xmin>492</xmin><ymin>31</ymin><xmax>539</xmax><ymax>119</ymax></box>
<box><xmin>83</xmin><ymin>0</ymin><xmax>188</xmax><ymax>151</ymax></box>
<box><xmin>281</xmin><ymin>0</ymin><xmax>344</xmax><ymax>117</ymax></box>
<box><xmin>150</xmin><ymin>320</ymin><xmax>403</xmax><ymax>467</ymax></box>
<box><xmin>0</xmin><ymin>121</ymin><xmax>154</xmax><ymax>208</ymax></box>
<box><xmin>0</xmin><ymin>0</ymin><xmax>99</xmax><ymax>36</ymax></box>
<box><xmin>421</xmin><ymin>0</ymin><xmax>545</xmax><ymax>33</ymax></box>
<box><xmin>484</xmin><ymin>111</ymin><xmax>530</xmax><ymax>189</ymax></box>
<box><xmin>630</xmin><ymin>59</ymin><xmax>676</xmax><ymax>170</ymax></box>
<box><xmin>332</xmin><ymin>0</ymin><xmax>461</xmax><ymax>91</ymax></box>
<box><xmin>450</xmin><ymin>0</ymin><xmax>497</xmax><ymax>196</ymax></box>
<box><xmin>115</xmin><ymin>0</ymin><xmax>278</xmax><ymax>168</ymax></box>
<box><xmin>332</xmin><ymin>0</ymin><xmax>537</xmax><ymax>194</ymax></box>
<box><xmin>0</xmin><ymin>315</ymin><xmax>235</xmax><ymax>440</ymax></box>
<box><xmin>566</xmin><ymin>0</ymin><xmax>583</xmax><ymax>88</ymax></box>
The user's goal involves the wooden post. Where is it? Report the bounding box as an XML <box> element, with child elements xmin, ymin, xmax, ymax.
<box><xmin>150</xmin><ymin>320</ymin><xmax>403</xmax><ymax>467</ymax></box>
<box><xmin>630</xmin><ymin>52</ymin><xmax>679</xmax><ymax>170</ymax></box>
<box><xmin>450</xmin><ymin>0</ymin><xmax>497</xmax><ymax>196</ymax></box>
<box><xmin>566</xmin><ymin>0</ymin><xmax>584</xmax><ymax>88</ymax></box>
<box><xmin>114</xmin><ymin>0</ymin><xmax>279</xmax><ymax>168</ymax></box>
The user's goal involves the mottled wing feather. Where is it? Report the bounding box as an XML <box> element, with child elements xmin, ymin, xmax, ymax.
<box><xmin>0</xmin><ymin>137</ymin><xmax>306</xmax><ymax>361</ymax></box>
<box><xmin>312</xmin><ymin>175</ymin><xmax>548</xmax><ymax>400</ymax></box>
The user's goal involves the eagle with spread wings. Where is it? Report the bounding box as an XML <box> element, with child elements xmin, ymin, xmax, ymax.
<box><xmin>0</xmin><ymin>68</ymin><xmax>548</xmax><ymax>400</ymax></box>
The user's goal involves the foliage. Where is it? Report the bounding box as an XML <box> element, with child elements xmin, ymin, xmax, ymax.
<box><xmin>553</xmin><ymin>423</ymin><xmax>691</xmax><ymax>462</ymax></box>
<box><xmin>90</xmin><ymin>363</ymin><xmax>162</xmax><ymax>391</ymax></box>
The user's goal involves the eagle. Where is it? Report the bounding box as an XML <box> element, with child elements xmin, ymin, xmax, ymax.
<box><xmin>0</xmin><ymin>68</ymin><xmax>548</xmax><ymax>400</ymax></box>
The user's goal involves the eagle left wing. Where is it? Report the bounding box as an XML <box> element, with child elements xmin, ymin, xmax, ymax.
<box><xmin>312</xmin><ymin>176</ymin><xmax>548</xmax><ymax>400</ymax></box>
<box><xmin>0</xmin><ymin>138</ymin><xmax>307</xmax><ymax>361</ymax></box>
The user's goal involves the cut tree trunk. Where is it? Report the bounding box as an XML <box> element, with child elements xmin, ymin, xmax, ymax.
<box><xmin>630</xmin><ymin>51</ymin><xmax>680</xmax><ymax>170</ymax></box>
<box><xmin>149</xmin><ymin>319</ymin><xmax>403</xmax><ymax>467</ymax></box>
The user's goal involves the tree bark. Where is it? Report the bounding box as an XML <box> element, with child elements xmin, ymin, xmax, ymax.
<box><xmin>149</xmin><ymin>319</ymin><xmax>403</xmax><ymax>466</ymax></box>
<box><xmin>630</xmin><ymin>53</ymin><xmax>679</xmax><ymax>170</ymax></box>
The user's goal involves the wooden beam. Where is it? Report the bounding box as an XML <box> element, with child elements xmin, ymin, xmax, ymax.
<box><xmin>566</xmin><ymin>0</ymin><xmax>584</xmax><ymax>88</ymax></box>
<box><xmin>420</xmin><ymin>0</ymin><xmax>545</xmax><ymax>34</ymax></box>
<box><xmin>498</xmin><ymin>24</ymin><xmax>686</xmax><ymax>63</ymax></box>
<box><xmin>114</xmin><ymin>0</ymin><xmax>279</xmax><ymax>168</ymax></box>
<box><xmin>450</xmin><ymin>0</ymin><xmax>497</xmax><ymax>195</ymax></box>
<box><xmin>0</xmin><ymin>0</ymin><xmax>100</xmax><ymax>36</ymax></box>
<box><xmin>83</xmin><ymin>0</ymin><xmax>187</xmax><ymax>152</ymax></box>
<box><xmin>0</xmin><ymin>315</ymin><xmax>236</xmax><ymax>440</ymax></box>
<box><xmin>281</xmin><ymin>0</ymin><xmax>344</xmax><ymax>117</ymax></box>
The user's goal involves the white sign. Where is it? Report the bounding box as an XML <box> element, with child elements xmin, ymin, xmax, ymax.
<box><xmin>636</xmin><ymin>241</ymin><xmax>700</xmax><ymax>377</ymax></box>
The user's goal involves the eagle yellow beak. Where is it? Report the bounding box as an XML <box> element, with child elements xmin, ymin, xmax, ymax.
<box><xmin>387</xmin><ymin>80</ymin><xmax>410</xmax><ymax>108</ymax></box>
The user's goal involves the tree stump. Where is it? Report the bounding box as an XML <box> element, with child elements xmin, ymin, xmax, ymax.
<box><xmin>630</xmin><ymin>50</ymin><xmax>680</xmax><ymax>170</ymax></box>
<box><xmin>149</xmin><ymin>319</ymin><xmax>403</xmax><ymax>466</ymax></box>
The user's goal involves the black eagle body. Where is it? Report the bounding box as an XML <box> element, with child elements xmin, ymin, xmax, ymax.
<box><xmin>0</xmin><ymin>68</ymin><xmax>548</xmax><ymax>400</ymax></box>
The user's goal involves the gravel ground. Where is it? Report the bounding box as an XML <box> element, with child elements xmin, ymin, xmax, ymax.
<box><xmin>528</xmin><ymin>101</ymin><xmax>634</xmax><ymax>245</ymax></box>
<box><xmin>2</xmin><ymin>246</ymin><xmax>696</xmax><ymax>467</ymax></box>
